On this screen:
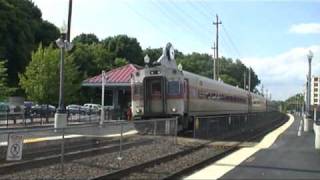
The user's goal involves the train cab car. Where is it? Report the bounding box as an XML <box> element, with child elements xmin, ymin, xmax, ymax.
<box><xmin>131</xmin><ymin>43</ymin><xmax>185</xmax><ymax>119</ymax></box>
<box><xmin>131</xmin><ymin>42</ymin><xmax>269</xmax><ymax>132</ymax></box>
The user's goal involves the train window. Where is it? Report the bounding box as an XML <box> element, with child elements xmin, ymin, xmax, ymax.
<box><xmin>151</xmin><ymin>81</ymin><xmax>161</xmax><ymax>95</ymax></box>
<box><xmin>167</xmin><ymin>81</ymin><xmax>181</xmax><ymax>96</ymax></box>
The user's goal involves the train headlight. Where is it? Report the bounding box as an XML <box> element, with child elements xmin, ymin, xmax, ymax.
<box><xmin>136</xmin><ymin>109</ymin><xmax>142</xmax><ymax>113</ymax></box>
<box><xmin>172</xmin><ymin>108</ymin><xmax>177</xmax><ymax>112</ymax></box>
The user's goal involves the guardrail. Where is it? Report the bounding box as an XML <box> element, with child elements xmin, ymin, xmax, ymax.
<box><xmin>193</xmin><ymin>112</ymin><xmax>286</xmax><ymax>139</ymax></box>
<box><xmin>0</xmin><ymin>117</ymin><xmax>178</xmax><ymax>178</ymax></box>
<box><xmin>0</xmin><ymin>108</ymin><xmax>130</xmax><ymax>128</ymax></box>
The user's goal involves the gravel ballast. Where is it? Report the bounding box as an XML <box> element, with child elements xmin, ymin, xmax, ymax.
<box><xmin>0</xmin><ymin>137</ymin><xmax>205</xmax><ymax>179</ymax></box>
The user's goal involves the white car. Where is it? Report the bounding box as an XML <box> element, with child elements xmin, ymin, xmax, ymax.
<box><xmin>83</xmin><ymin>103</ymin><xmax>101</xmax><ymax>114</ymax></box>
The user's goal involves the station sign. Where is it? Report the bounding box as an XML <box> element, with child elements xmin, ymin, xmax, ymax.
<box><xmin>6</xmin><ymin>134</ymin><xmax>24</xmax><ymax>161</ymax></box>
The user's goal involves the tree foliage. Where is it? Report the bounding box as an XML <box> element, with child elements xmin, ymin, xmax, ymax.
<box><xmin>143</xmin><ymin>48</ymin><xmax>163</xmax><ymax>63</ymax></box>
<box><xmin>0</xmin><ymin>0</ymin><xmax>59</xmax><ymax>91</ymax></box>
<box><xmin>283</xmin><ymin>93</ymin><xmax>304</xmax><ymax>112</ymax></box>
<box><xmin>102</xmin><ymin>35</ymin><xmax>143</xmax><ymax>65</ymax></box>
<box><xmin>72</xmin><ymin>33</ymin><xmax>99</xmax><ymax>45</ymax></box>
<box><xmin>176</xmin><ymin>54</ymin><xmax>260</xmax><ymax>91</ymax></box>
<box><xmin>0</xmin><ymin>59</ymin><xmax>12</xmax><ymax>100</ymax></box>
<box><xmin>114</xmin><ymin>58</ymin><xmax>128</xmax><ymax>68</ymax></box>
<box><xmin>70</xmin><ymin>43</ymin><xmax>115</xmax><ymax>78</ymax></box>
<box><xmin>19</xmin><ymin>45</ymin><xmax>80</xmax><ymax>105</ymax></box>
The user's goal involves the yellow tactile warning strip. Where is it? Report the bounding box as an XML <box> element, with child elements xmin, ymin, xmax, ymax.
<box><xmin>0</xmin><ymin>130</ymin><xmax>138</xmax><ymax>146</ymax></box>
<box><xmin>24</xmin><ymin>134</ymin><xmax>83</xmax><ymax>144</ymax></box>
<box><xmin>185</xmin><ymin>114</ymin><xmax>294</xmax><ymax>180</ymax></box>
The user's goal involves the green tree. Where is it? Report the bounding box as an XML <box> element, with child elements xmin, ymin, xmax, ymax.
<box><xmin>176</xmin><ymin>52</ymin><xmax>260</xmax><ymax>91</ymax></box>
<box><xmin>19</xmin><ymin>45</ymin><xmax>80</xmax><ymax>105</ymax></box>
<box><xmin>72</xmin><ymin>33</ymin><xmax>99</xmax><ymax>45</ymax></box>
<box><xmin>35</xmin><ymin>20</ymin><xmax>60</xmax><ymax>47</ymax></box>
<box><xmin>0</xmin><ymin>59</ymin><xmax>11</xmax><ymax>100</ymax></box>
<box><xmin>284</xmin><ymin>93</ymin><xmax>304</xmax><ymax>112</ymax></box>
<box><xmin>71</xmin><ymin>43</ymin><xmax>115</xmax><ymax>78</ymax></box>
<box><xmin>176</xmin><ymin>52</ymin><xmax>212</xmax><ymax>78</ymax></box>
<box><xmin>143</xmin><ymin>48</ymin><xmax>163</xmax><ymax>63</ymax></box>
<box><xmin>114</xmin><ymin>58</ymin><xmax>128</xmax><ymax>68</ymax></box>
<box><xmin>0</xmin><ymin>0</ymin><xmax>60</xmax><ymax>92</ymax></box>
<box><xmin>102</xmin><ymin>35</ymin><xmax>143</xmax><ymax>65</ymax></box>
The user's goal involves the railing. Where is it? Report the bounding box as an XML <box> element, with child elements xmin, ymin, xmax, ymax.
<box><xmin>192</xmin><ymin>112</ymin><xmax>286</xmax><ymax>139</ymax></box>
<box><xmin>0</xmin><ymin>117</ymin><xmax>178</xmax><ymax>179</ymax></box>
<box><xmin>0</xmin><ymin>108</ymin><xmax>129</xmax><ymax>128</ymax></box>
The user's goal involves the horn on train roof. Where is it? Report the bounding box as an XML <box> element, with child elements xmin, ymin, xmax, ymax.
<box><xmin>155</xmin><ymin>42</ymin><xmax>177</xmax><ymax>69</ymax></box>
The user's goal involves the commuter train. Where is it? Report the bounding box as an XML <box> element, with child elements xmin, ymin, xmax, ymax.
<box><xmin>131</xmin><ymin>43</ymin><xmax>274</xmax><ymax>131</ymax></box>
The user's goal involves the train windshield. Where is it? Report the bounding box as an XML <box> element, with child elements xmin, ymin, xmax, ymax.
<box><xmin>151</xmin><ymin>81</ymin><xmax>161</xmax><ymax>95</ymax></box>
<box><xmin>167</xmin><ymin>81</ymin><xmax>181</xmax><ymax>96</ymax></box>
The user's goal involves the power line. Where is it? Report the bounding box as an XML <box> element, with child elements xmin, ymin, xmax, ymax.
<box><xmin>222</xmin><ymin>24</ymin><xmax>242</xmax><ymax>58</ymax></box>
<box><xmin>120</xmin><ymin>1</ymin><xmax>177</xmax><ymax>42</ymax></box>
<box><xmin>168</xmin><ymin>0</ymin><xmax>213</xmax><ymax>41</ymax></box>
<box><xmin>149</xmin><ymin>0</ymin><xmax>209</xmax><ymax>47</ymax></box>
<box><xmin>188</xmin><ymin>1</ymin><xmax>240</xmax><ymax>58</ymax></box>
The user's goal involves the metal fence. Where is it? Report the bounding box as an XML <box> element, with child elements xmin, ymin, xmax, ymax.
<box><xmin>0</xmin><ymin>108</ymin><xmax>129</xmax><ymax>128</ymax></box>
<box><xmin>192</xmin><ymin>112</ymin><xmax>286</xmax><ymax>140</ymax></box>
<box><xmin>0</xmin><ymin>117</ymin><xmax>178</xmax><ymax>179</ymax></box>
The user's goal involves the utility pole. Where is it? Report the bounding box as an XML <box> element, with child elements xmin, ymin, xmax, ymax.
<box><xmin>243</xmin><ymin>70</ymin><xmax>246</xmax><ymax>90</ymax></box>
<box><xmin>261</xmin><ymin>84</ymin><xmax>264</xmax><ymax>96</ymax></box>
<box><xmin>66</xmin><ymin>0</ymin><xmax>73</xmax><ymax>42</ymax></box>
<box><xmin>212</xmin><ymin>43</ymin><xmax>216</xmax><ymax>80</ymax></box>
<box><xmin>213</xmin><ymin>14</ymin><xmax>222</xmax><ymax>80</ymax></box>
<box><xmin>248</xmin><ymin>67</ymin><xmax>251</xmax><ymax>93</ymax></box>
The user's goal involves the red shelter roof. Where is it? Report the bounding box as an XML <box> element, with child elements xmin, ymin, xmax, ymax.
<box><xmin>82</xmin><ymin>64</ymin><xmax>142</xmax><ymax>87</ymax></box>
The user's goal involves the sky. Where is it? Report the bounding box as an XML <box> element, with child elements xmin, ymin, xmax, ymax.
<box><xmin>31</xmin><ymin>0</ymin><xmax>320</xmax><ymax>100</ymax></box>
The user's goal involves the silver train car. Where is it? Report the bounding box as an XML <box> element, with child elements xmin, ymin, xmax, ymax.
<box><xmin>131</xmin><ymin>43</ymin><xmax>270</xmax><ymax>130</ymax></box>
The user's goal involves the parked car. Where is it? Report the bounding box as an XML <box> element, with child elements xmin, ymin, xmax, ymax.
<box><xmin>66</xmin><ymin>104</ymin><xmax>86</xmax><ymax>115</ymax></box>
<box><xmin>31</xmin><ymin>104</ymin><xmax>56</xmax><ymax>116</ymax></box>
<box><xmin>24</xmin><ymin>101</ymin><xmax>33</xmax><ymax>109</ymax></box>
<box><xmin>83</xmin><ymin>103</ymin><xmax>101</xmax><ymax>114</ymax></box>
<box><xmin>0</xmin><ymin>102</ymin><xmax>9</xmax><ymax>113</ymax></box>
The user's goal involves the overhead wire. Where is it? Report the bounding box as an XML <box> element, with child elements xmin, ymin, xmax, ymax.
<box><xmin>222</xmin><ymin>24</ymin><xmax>242</xmax><ymax>58</ymax></box>
<box><xmin>190</xmin><ymin>0</ymin><xmax>242</xmax><ymax>58</ymax></box>
<box><xmin>168</xmin><ymin>0</ymin><xmax>213</xmax><ymax>41</ymax></box>
<box><xmin>149</xmin><ymin>0</ymin><xmax>209</xmax><ymax>47</ymax></box>
<box><xmin>120</xmin><ymin>1</ymin><xmax>178</xmax><ymax>42</ymax></box>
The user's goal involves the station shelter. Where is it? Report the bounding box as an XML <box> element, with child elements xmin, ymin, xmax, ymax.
<box><xmin>82</xmin><ymin>64</ymin><xmax>142</xmax><ymax>119</ymax></box>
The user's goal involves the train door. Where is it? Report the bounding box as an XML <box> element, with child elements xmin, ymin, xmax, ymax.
<box><xmin>144</xmin><ymin>77</ymin><xmax>166</xmax><ymax>114</ymax></box>
<box><xmin>184</xmin><ymin>79</ymin><xmax>189</xmax><ymax>113</ymax></box>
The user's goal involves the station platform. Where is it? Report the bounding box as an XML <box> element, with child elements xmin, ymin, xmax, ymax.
<box><xmin>0</xmin><ymin>122</ymin><xmax>136</xmax><ymax>146</ymax></box>
<box><xmin>186</xmin><ymin>114</ymin><xmax>320</xmax><ymax>179</ymax></box>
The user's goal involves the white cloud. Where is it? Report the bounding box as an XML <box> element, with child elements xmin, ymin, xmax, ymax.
<box><xmin>289</xmin><ymin>23</ymin><xmax>320</xmax><ymax>34</ymax></box>
<box><xmin>242</xmin><ymin>45</ymin><xmax>320</xmax><ymax>100</ymax></box>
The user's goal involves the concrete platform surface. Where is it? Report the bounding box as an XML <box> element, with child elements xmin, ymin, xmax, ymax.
<box><xmin>0</xmin><ymin>122</ymin><xmax>136</xmax><ymax>146</ymax></box>
<box><xmin>186</xmin><ymin>114</ymin><xmax>320</xmax><ymax>179</ymax></box>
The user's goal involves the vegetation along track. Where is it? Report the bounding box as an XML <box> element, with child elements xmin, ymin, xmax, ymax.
<box><xmin>93</xmin><ymin>114</ymin><xmax>288</xmax><ymax>180</ymax></box>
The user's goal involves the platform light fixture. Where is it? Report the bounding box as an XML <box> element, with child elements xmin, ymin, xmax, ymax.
<box><xmin>54</xmin><ymin>22</ymin><xmax>73</xmax><ymax>129</ymax></box>
<box><xmin>144</xmin><ymin>54</ymin><xmax>150</xmax><ymax>67</ymax></box>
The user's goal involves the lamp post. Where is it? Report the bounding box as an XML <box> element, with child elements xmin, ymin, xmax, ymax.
<box><xmin>100</xmin><ymin>71</ymin><xmax>106</xmax><ymax>125</ymax></box>
<box><xmin>304</xmin><ymin>50</ymin><xmax>313</xmax><ymax>132</ymax></box>
<box><xmin>54</xmin><ymin>26</ymin><xmax>73</xmax><ymax>129</ymax></box>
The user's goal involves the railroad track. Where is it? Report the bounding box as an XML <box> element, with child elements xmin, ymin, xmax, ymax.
<box><xmin>0</xmin><ymin>137</ymin><xmax>152</xmax><ymax>175</ymax></box>
<box><xmin>92</xmin><ymin>115</ymin><xmax>288</xmax><ymax>180</ymax></box>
